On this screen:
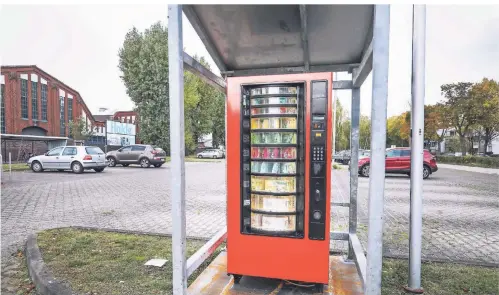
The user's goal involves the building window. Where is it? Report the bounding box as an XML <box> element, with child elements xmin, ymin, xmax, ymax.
<box><xmin>31</xmin><ymin>80</ymin><xmax>38</xmax><ymax>120</ymax></box>
<box><xmin>41</xmin><ymin>83</ymin><xmax>48</xmax><ymax>121</ymax></box>
<box><xmin>1</xmin><ymin>83</ymin><xmax>5</xmax><ymax>133</ymax></box>
<box><xmin>60</xmin><ymin>95</ymin><xmax>65</xmax><ymax>136</ymax></box>
<box><xmin>21</xmin><ymin>79</ymin><xmax>28</xmax><ymax>119</ymax></box>
<box><xmin>68</xmin><ymin>97</ymin><xmax>73</xmax><ymax>122</ymax></box>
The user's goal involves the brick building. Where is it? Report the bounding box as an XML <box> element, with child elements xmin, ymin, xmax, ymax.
<box><xmin>1</xmin><ymin>65</ymin><xmax>97</xmax><ymax>158</ymax></box>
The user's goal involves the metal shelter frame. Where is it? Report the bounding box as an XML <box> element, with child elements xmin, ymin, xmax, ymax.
<box><xmin>167</xmin><ymin>4</ymin><xmax>427</xmax><ymax>295</ymax></box>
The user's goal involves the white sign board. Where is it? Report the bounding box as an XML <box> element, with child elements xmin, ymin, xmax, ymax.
<box><xmin>106</xmin><ymin>120</ymin><xmax>136</xmax><ymax>146</ymax></box>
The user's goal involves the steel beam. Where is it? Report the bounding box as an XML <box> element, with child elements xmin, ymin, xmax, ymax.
<box><xmin>222</xmin><ymin>63</ymin><xmax>359</xmax><ymax>77</ymax></box>
<box><xmin>406</xmin><ymin>4</ymin><xmax>426</xmax><ymax>294</ymax></box>
<box><xmin>330</xmin><ymin>231</ymin><xmax>349</xmax><ymax>241</ymax></box>
<box><xmin>365</xmin><ymin>5</ymin><xmax>390</xmax><ymax>295</ymax></box>
<box><xmin>347</xmin><ymin>87</ymin><xmax>361</xmax><ymax>260</ymax></box>
<box><xmin>183</xmin><ymin>5</ymin><xmax>227</xmax><ymax>72</ymax></box>
<box><xmin>186</xmin><ymin>227</ymin><xmax>227</xmax><ymax>278</ymax></box>
<box><xmin>352</xmin><ymin>38</ymin><xmax>373</xmax><ymax>88</ymax></box>
<box><xmin>183</xmin><ymin>52</ymin><xmax>226</xmax><ymax>93</ymax></box>
<box><xmin>299</xmin><ymin>5</ymin><xmax>310</xmax><ymax>71</ymax></box>
<box><xmin>168</xmin><ymin>5</ymin><xmax>187</xmax><ymax>295</ymax></box>
<box><xmin>333</xmin><ymin>80</ymin><xmax>353</xmax><ymax>90</ymax></box>
<box><xmin>350</xmin><ymin>233</ymin><xmax>367</xmax><ymax>286</ymax></box>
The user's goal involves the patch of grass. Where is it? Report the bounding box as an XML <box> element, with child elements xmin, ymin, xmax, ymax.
<box><xmin>332</xmin><ymin>163</ymin><xmax>342</xmax><ymax>170</ymax></box>
<box><xmin>37</xmin><ymin>228</ymin><xmax>223</xmax><ymax>295</ymax></box>
<box><xmin>0</xmin><ymin>249</ymin><xmax>36</xmax><ymax>294</ymax></box>
<box><xmin>2</xmin><ymin>163</ymin><xmax>31</xmax><ymax>172</ymax></box>
<box><xmin>382</xmin><ymin>258</ymin><xmax>499</xmax><ymax>295</ymax></box>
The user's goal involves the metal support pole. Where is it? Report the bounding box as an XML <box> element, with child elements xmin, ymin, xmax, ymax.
<box><xmin>365</xmin><ymin>5</ymin><xmax>390</xmax><ymax>295</ymax></box>
<box><xmin>9</xmin><ymin>152</ymin><xmax>12</xmax><ymax>179</ymax></box>
<box><xmin>347</xmin><ymin>87</ymin><xmax>361</xmax><ymax>260</ymax></box>
<box><xmin>168</xmin><ymin>5</ymin><xmax>187</xmax><ymax>295</ymax></box>
<box><xmin>405</xmin><ymin>4</ymin><xmax>426</xmax><ymax>294</ymax></box>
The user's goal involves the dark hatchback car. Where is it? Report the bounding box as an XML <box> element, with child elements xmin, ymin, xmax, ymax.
<box><xmin>358</xmin><ymin>147</ymin><xmax>438</xmax><ymax>179</ymax></box>
<box><xmin>106</xmin><ymin>144</ymin><xmax>167</xmax><ymax>168</ymax></box>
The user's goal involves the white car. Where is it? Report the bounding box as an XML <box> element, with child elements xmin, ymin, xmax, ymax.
<box><xmin>28</xmin><ymin>146</ymin><xmax>108</xmax><ymax>174</ymax></box>
<box><xmin>197</xmin><ymin>149</ymin><xmax>223</xmax><ymax>159</ymax></box>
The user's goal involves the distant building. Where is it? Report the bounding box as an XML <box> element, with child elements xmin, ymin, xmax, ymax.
<box><xmin>1</xmin><ymin>65</ymin><xmax>97</xmax><ymax>158</ymax></box>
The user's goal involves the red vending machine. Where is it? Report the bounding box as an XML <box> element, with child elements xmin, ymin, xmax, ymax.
<box><xmin>226</xmin><ymin>73</ymin><xmax>333</xmax><ymax>291</ymax></box>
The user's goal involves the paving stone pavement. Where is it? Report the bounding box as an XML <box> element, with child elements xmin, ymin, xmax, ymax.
<box><xmin>331</xmin><ymin>166</ymin><xmax>499</xmax><ymax>266</ymax></box>
<box><xmin>1</xmin><ymin>162</ymin><xmax>227</xmax><ymax>269</ymax></box>
<box><xmin>2</xmin><ymin>161</ymin><xmax>498</xmax><ymax>271</ymax></box>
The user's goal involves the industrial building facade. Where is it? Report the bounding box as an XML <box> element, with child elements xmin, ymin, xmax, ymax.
<box><xmin>0</xmin><ymin>65</ymin><xmax>140</xmax><ymax>159</ymax></box>
<box><xmin>1</xmin><ymin>65</ymin><xmax>95</xmax><ymax>138</ymax></box>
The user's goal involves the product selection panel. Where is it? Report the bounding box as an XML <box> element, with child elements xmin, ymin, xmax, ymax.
<box><xmin>309</xmin><ymin>81</ymin><xmax>328</xmax><ymax>240</ymax></box>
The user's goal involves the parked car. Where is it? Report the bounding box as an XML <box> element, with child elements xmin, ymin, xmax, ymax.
<box><xmin>333</xmin><ymin>150</ymin><xmax>351</xmax><ymax>164</ymax></box>
<box><xmin>106</xmin><ymin>145</ymin><xmax>167</xmax><ymax>168</ymax></box>
<box><xmin>197</xmin><ymin>149</ymin><xmax>224</xmax><ymax>159</ymax></box>
<box><xmin>358</xmin><ymin>147</ymin><xmax>438</xmax><ymax>179</ymax></box>
<box><xmin>28</xmin><ymin>146</ymin><xmax>107</xmax><ymax>174</ymax></box>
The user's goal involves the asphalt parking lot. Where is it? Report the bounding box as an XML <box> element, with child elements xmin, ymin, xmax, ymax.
<box><xmin>1</xmin><ymin>161</ymin><xmax>498</xmax><ymax>269</ymax></box>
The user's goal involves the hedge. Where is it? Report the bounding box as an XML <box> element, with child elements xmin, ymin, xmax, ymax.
<box><xmin>436</xmin><ymin>155</ymin><xmax>499</xmax><ymax>168</ymax></box>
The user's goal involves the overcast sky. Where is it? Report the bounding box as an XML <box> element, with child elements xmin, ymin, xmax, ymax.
<box><xmin>1</xmin><ymin>4</ymin><xmax>498</xmax><ymax>117</ymax></box>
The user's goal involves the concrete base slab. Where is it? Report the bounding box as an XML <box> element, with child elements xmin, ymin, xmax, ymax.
<box><xmin>188</xmin><ymin>251</ymin><xmax>363</xmax><ymax>295</ymax></box>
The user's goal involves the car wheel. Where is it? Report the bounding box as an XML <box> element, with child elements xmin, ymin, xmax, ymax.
<box><xmin>94</xmin><ymin>168</ymin><xmax>105</xmax><ymax>173</ymax></box>
<box><xmin>423</xmin><ymin>165</ymin><xmax>431</xmax><ymax>179</ymax></box>
<box><xmin>107</xmin><ymin>157</ymin><xmax>116</xmax><ymax>167</ymax></box>
<box><xmin>72</xmin><ymin>162</ymin><xmax>84</xmax><ymax>174</ymax></box>
<box><xmin>360</xmin><ymin>164</ymin><xmax>370</xmax><ymax>177</ymax></box>
<box><xmin>122</xmin><ymin>164</ymin><xmax>129</xmax><ymax>167</ymax></box>
<box><xmin>154</xmin><ymin>164</ymin><xmax>162</xmax><ymax>168</ymax></box>
<box><xmin>140</xmin><ymin>158</ymin><xmax>151</xmax><ymax>168</ymax></box>
<box><xmin>198</xmin><ymin>155</ymin><xmax>202</xmax><ymax>158</ymax></box>
<box><xmin>213</xmin><ymin>156</ymin><xmax>217</xmax><ymax>159</ymax></box>
<box><xmin>31</xmin><ymin>161</ymin><xmax>43</xmax><ymax>173</ymax></box>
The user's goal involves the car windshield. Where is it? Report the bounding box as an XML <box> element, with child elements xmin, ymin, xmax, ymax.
<box><xmin>85</xmin><ymin>147</ymin><xmax>105</xmax><ymax>155</ymax></box>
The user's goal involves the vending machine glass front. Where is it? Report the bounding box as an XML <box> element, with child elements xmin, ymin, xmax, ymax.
<box><xmin>240</xmin><ymin>84</ymin><xmax>305</xmax><ymax>238</ymax></box>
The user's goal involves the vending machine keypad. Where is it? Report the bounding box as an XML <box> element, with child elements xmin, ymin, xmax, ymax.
<box><xmin>309</xmin><ymin>81</ymin><xmax>328</xmax><ymax>240</ymax></box>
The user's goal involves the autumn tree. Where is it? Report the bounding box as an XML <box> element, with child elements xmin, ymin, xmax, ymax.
<box><xmin>440</xmin><ymin>82</ymin><xmax>477</xmax><ymax>155</ymax></box>
<box><xmin>471</xmin><ymin>78</ymin><xmax>499</xmax><ymax>153</ymax></box>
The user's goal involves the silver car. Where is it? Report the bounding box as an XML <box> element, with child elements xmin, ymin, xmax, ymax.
<box><xmin>197</xmin><ymin>149</ymin><xmax>223</xmax><ymax>159</ymax></box>
<box><xmin>28</xmin><ymin>146</ymin><xmax>107</xmax><ymax>174</ymax></box>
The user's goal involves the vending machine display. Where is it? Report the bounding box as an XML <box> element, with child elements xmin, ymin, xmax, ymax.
<box><xmin>240</xmin><ymin>85</ymin><xmax>305</xmax><ymax>237</ymax></box>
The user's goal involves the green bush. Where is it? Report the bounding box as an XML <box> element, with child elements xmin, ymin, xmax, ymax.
<box><xmin>436</xmin><ymin>155</ymin><xmax>499</xmax><ymax>168</ymax></box>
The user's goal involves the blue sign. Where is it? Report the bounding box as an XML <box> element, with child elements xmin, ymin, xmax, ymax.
<box><xmin>106</xmin><ymin>120</ymin><xmax>136</xmax><ymax>136</ymax></box>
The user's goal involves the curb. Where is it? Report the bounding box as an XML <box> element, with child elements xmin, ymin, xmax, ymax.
<box><xmin>24</xmin><ymin>227</ymin><xmax>212</xmax><ymax>295</ymax></box>
<box><xmin>25</xmin><ymin>234</ymin><xmax>76</xmax><ymax>295</ymax></box>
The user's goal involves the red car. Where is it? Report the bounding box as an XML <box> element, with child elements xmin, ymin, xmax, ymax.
<box><xmin>358</xmin><ymin>148</ymin><xmax>438</xmax><ymax>179</ymax></box>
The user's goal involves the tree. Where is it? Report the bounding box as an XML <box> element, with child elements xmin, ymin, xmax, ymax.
<box><xmin>471</xmin><ymin>78</ymin><xmax>499</xmax><ymax>154</ymax></box>
<box><xmin>68</xmin><ymin>117</ymin><xmax>94</xmax><ymax>141</ymax></box>
<box><xmin>118</xmin><ymin>23</ymin><xmax>171</xmax><ymax>152</ymax></box>
<box><xmin>118</xmin><ymin>24</ymin><xmax>225</xmax><ymax>155</ymax></box>
<box><xmin>440</xmin><ymin>82</ymin><xmax>477</xmax><ymax>155</ymax></box>
<box><xmin>184</xmin><ymin>56</ymin><xmax>225</xmax><ymax>153</ymax></box>
<box><xmin>359</xmin><ymin>115</ymin><xmax>371</xmax><ymax>150</ymax></box>
<box><xmin>431</xmin><ymin>103</ymin><xmax>452</xmax><ymax>154</ymax></box>
<box><xmin>333</xmin><ymin>99</ymin><xmax>350</xmax><ymax>152</ymax></box>
<box><xmin>386</xmin><ymin>112</ymin><xmax>410</xmax><ymax>147</ymax></box>
<box><xmin>211</xmin><ymin>92</ymin><xmax>226</xmax><ymax>149</ymax></box>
